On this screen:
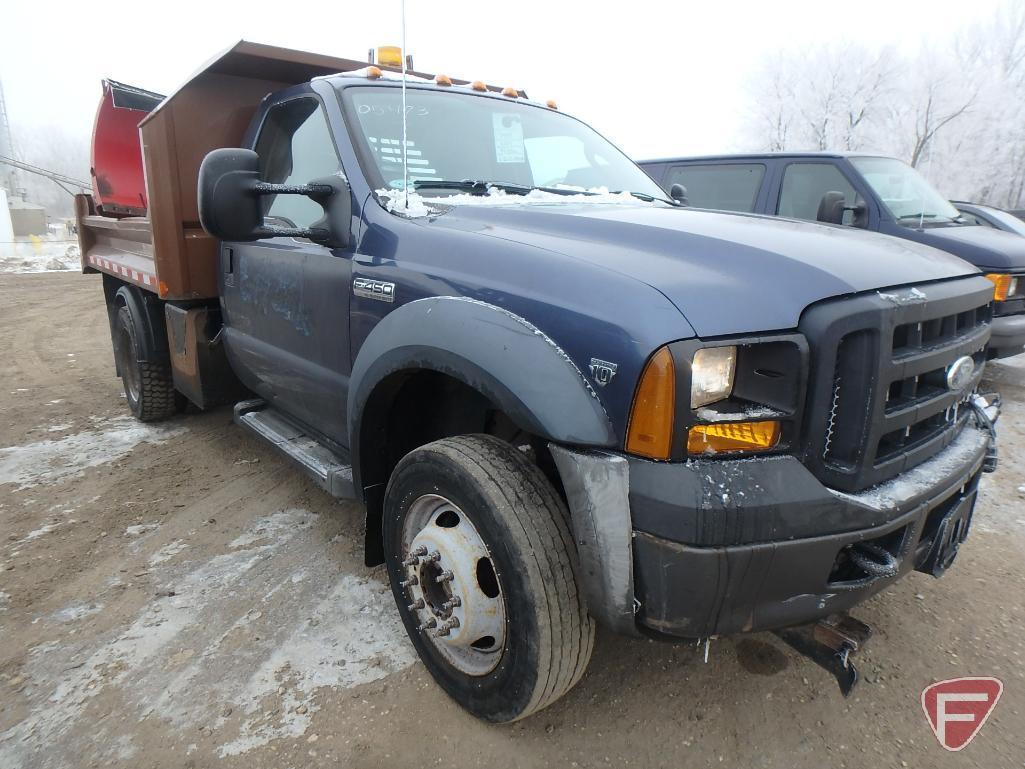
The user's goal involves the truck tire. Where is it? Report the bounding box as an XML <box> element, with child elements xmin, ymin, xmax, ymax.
<box><xmin>383</xmin><ymin>434</ymin><xmax>595</xmax><ymax>723</ymax></box>
<box><xmin>114</xmin><ymin>305</ymin><xmax>176</xmax><ymax>422</ymax></box>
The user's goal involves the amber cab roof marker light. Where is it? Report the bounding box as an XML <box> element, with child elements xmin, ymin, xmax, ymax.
<box><xmin>376</xmin><ymin>46</ymin><xmax>403</xmax><ymax>68</ymax></box>
<box><xmin>625</xmin><ymin>346</ymin><xmax>676</xmax><ymax>460</ymax></box>
<box><xmin>365</xmin><ymin>66</ymin><xmax>383</xmax><ymax>80</ymax></box>
<box><xmin>470</xmin><ymin>80</ymin><xmax>488</xmax><ymax>92</ymax></box>
<box><xmin>435</xmin><ymin>74</ymin><xmax>453</xmax><ymax>86</ymax></box>
<box><xmin>501</xmin><ymin>87</ymin><xmax>519</xmax><ymax>97</ymax></box>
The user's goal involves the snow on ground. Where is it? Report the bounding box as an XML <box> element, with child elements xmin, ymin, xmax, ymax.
<box><xmin>0</xmin><ymin>236</ymin><xmax>80</xmax><ymax>273</ymax></box>
<box><xmin>0</xmin><ymin>416</ymin><xmax>186</xmax><ymax>490</ymax></box>
<box><xmin>0</xmin><ymin>509</ymin><xmax>414</xmax><ymax>768</ymax></box>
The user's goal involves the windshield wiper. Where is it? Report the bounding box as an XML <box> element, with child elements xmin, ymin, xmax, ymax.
<box><xmin>413</xmin><ymin>179</ymin><xmax>601</xmax><ymax>197</ymax></box>
<box><xmin>612</xmin><ymin>189</ymin><xmax>679</xmax><ymax>206</ymax></box>
<box><xmin>897</xmin><ymin>213</ymin><xmax>940</xmax><ymax>221</ymax></box>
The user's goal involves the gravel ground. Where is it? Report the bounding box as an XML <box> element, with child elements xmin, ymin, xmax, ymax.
<box><xmin>0</xmin><ymin>271</ymin><xmax>1023</xmax><ymax>769</ymax></box>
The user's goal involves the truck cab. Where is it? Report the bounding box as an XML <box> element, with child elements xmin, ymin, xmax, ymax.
<box><xmin>639</xmin><ymin>153</ymin><xmax>1025</xmax><ymax>359</ymax></box>
<box><xmin>78</xmin><ymin>43</ymin><xmax>1001</xmax><ymax>723</ymax></box>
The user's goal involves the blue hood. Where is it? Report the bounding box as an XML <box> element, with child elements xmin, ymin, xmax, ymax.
<box><xmin>892</xmin><ymin>222</ymin><xmax>1025</xmax><ymax>271</ymax></box>
<box><xmin>432</xmin><ymin>203</ymin><xmax>978</xmax><ymax>336</ymax></box>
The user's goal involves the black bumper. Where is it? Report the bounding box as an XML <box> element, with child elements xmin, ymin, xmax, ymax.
<box><xmin>988</xmin><ymin>313</ymin><xmax>1025</xmax><ymax>359</ymax></box>
<box><xmin>628</xmin><ymin>426</ymin><xmax>990</xmax><ymax>638</ymax></box>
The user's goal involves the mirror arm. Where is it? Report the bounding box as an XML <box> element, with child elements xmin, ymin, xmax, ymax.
<box><xmin>252</xmin><ymin>181</ymin><xmax>335</xmax><ymax>201</ymax></box>
<box><xmin>256</xmin><ymin>225</ymin><xmax>331</xmax><ymax>241</ymax></box>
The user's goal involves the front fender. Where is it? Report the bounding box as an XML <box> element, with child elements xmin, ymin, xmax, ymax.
<box><xmin>348</xmin><ymin>296</ymin><xmax>616</xmax><ymax>488</ymax></box>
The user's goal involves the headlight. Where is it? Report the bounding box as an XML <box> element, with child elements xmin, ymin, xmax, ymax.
<box><xmin>690</xmin><ymin>346</ymin><xmax>736</xmax><ymax>408</ymax></box>
<box><xmin>985</xmin><ymin>273</ymin><xmax>1018</xmax><ymax>301</ymax></box>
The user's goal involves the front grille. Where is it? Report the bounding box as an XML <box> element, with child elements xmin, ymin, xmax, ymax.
<box><xmin>800</xmin><ymin>277</ymin><xmax>993</xmax><ymax>493</ymax></box>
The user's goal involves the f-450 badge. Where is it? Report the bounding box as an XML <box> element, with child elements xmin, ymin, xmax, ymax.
<box><xmin>589</xmin><ymin>358</ymin><xmax>618</xmax><ymax>387</ymax></box>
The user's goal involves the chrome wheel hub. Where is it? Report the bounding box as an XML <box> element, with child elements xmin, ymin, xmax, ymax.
<box><xmin>400</xmin><ymin>494</ymin><xmax>506</xmax><ymax>676</ymax></box>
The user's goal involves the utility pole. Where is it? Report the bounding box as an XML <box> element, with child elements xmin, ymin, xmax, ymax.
<box><xmin>0</xmin><ymin>77</ymin><xmax>20</xmax><ymax>197</ymax></box>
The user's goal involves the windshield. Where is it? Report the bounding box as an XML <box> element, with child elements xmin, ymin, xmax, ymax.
<box><xmin>338</xmin><ymin>85</ymin><xmax>666</xmax><ymax>201</ymax></box>
<box><xmin>850</xmin><ymin>156</ymin><xmax>960</xmax><ymax>223</ymax></box>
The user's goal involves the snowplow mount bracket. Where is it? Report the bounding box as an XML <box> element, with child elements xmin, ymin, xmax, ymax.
<box><xmin>772</xmin><ymin>613</ymin><xmax>873</xmax><ymax>698</ymax></box>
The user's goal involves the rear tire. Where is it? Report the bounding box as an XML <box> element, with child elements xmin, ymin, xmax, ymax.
<box><xmin>114</xmin><ymin>305</ymin><xmax>176</xmax><ymax>422</ymax></box>
<box><xmin>384</xmin><ymin>434</ymin><xmax>595</xmax><ymax>723</ymax></box>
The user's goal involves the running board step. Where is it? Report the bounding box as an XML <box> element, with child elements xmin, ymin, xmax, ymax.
<box><xmin>233</xmin><ymin>399</ymin><xmax>356</xmax><ymax>499</ymax></box>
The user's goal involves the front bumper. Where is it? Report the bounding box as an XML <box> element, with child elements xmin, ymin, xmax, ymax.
<box><xmin>552</xmin><ymin>419</ymin><xmax>995</xmax><ymax>640</ymax></box>
<box><xmin>989</xmin><ymin>313</ymin><xmax>1025</xmax><ymax>358</ymax></box>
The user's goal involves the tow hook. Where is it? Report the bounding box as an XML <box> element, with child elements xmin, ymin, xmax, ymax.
<box><xmin>971</xmin><ymin>392</ymin><xmax>1001</xmax><ymax>474</ymax></box>
<box><xmin>772</xmin><ymin>613</ymin><xmax>873</xmax><ymax>697</ymax></box>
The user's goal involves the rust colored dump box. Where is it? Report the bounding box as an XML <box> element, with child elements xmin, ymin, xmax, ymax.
<box><xmin>77</xmin><ymin>40</ymin><xmax>384</xmax><ymax>300</ymax></box>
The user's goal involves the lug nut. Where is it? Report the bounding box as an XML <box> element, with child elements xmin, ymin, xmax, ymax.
<box><xmin>401</xmin><ymin>555</ymin><xmax>420</xmax><ymax>567</ymax></box>
<box><xmin>435</xmin><ymin>570</ymin><xmax>454</xmax><ymax>584</ymax></box>
<box><xmin>441</xmin><ymin>596</ymin><xmax>461</xmax><ymax>610</ymax></box>
<box><xmin>425</xmin><ymin>550</ymin><xmax>442</xmax><ymax>563</ymax></box>
<box><xmin>411</xmin><ymin>546</ymin><xmax>428</xmax><ymax>557</ymax></box>
<box><xmin>407</xmin><ymin>598</ymin><xmax>425</xmax><ymax>611</ymax></box>
<box><xmin>418</xmin><ymin>617</ymin><xmax>437</xmax><ymax>631</ymax></box>
<box><xmin>433</xmin><ymin>617</ymin><xmax>460</xmax><ymax>637</ymax></box>
<box><xmin>399</xmin><ymin>576</ymin><xmax>419</xmax><ymax>588</ymax></box>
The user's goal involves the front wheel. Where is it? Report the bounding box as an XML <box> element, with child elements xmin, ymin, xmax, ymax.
<box><xmin>383</xmin><ymin>434</ymin><xmax>595</xmax><ymax>723</ymax></box>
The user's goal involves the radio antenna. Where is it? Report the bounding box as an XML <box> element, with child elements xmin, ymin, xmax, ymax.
<box><xmin>401</xmin><ymin>0</ymin><xmax>409</xmax><ymax>210</ymax></box>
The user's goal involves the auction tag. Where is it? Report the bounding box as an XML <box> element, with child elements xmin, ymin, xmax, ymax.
<box><xmin>493</xmin><ymin>114</ymin><xmax>525</xmax><ymax>164</ymax></box>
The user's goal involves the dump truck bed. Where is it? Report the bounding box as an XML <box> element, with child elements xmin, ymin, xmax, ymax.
<box><xmin>77</xmin><ymin>40</ymin><xmax>415</xmax><ymax>300</ymax></box>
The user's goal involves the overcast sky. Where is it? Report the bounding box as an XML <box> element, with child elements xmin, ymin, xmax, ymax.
<box><xmin>0</xmin><ymin>0</ymin><xmax>1008</xmax><ymax>160</ymax></box>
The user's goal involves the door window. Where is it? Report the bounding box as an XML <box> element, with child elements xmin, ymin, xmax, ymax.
<box><xmin>777</xmin><ymin>163</ymin><xmax>858</xmax><ymax>221</ymax></box>
<box><xmin>254</xmin><ymin>99</ymin><xmax>342</xmax><ymax>229</ymax></box>
<box><xmin>665</xmin><ymin>164</ymin><xmax>765</xmax><ymax>213</ymax></box>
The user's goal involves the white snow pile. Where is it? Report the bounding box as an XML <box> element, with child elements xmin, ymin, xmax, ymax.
<box><xmin>0</xmin><ymin>238</ymin><xmax>80</xmax><ymax>273</ymax></box>
<box><xmin>376</xmin><ymin>186</ymin><xmax>658</xmax><ymax>218</ymax></box>
<box><xmin>0</xmin><ymin>416</ymin><xmax>185</xmax><ymax>490</ymax></box>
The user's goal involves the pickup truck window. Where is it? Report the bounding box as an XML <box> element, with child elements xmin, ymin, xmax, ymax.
<box><xmin>254</xmin><ymin>98</ymin><xmax>342</xmax><ymax>228</ymax></box>
<box><xmin>341</xmin><ymin>86</ymin><xmax>665</xmax><ymax>199</ymax></box>
<box><xmin>849</xmin><ymin>156</ymin><xmax>960</xmax><ymax>224</ymax></box>
<box><xmin>666</xmin><ymin>163</ymin><xmax>764</xmax><ymax>213</ymax></box>
<box><xmin>777</xmin><ymin>162</ymin><xmax>857</xmax><ymax>221</ymax></box>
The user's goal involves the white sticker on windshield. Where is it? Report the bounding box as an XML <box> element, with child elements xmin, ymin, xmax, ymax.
<box><xmin>493</xmin><ymin>114</ymin><xmax>525</xmax><ymax>164</ymax></box>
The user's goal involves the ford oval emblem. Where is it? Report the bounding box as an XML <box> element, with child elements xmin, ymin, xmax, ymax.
<box><xmin>945</xmin><ymin>355</ymin><xmax>976</xmax><ymax>392</ymax></box>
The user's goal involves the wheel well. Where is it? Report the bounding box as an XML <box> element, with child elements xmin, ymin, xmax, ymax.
<box><xmin>359</xmin><ymin>369</ymin><xmax>564</xmax><ymax>565</ymax></box>
<box><xmin>101</xmin><ymin>274</ymin><xmax>169</xmax><ymax>367</ymax></box>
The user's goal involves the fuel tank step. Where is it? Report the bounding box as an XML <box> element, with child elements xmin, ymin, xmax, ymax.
<box><xmin>233</xmin><ymin>399</ymin><xmax>356</xmax><ymax>499</ymax></box>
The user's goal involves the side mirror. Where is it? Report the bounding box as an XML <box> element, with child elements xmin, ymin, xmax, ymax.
<box><xmin>198</xmin><ymin>148</ymin><xmax>351</xmax><ymax>248</ymax></box>
<box><xmin>669</xmin><ymin>183</ymin><xmax>689</xmax><ymax>205</ymax></box>
<box><xmin>816</xmin><ymin>191</ymin><xmax>846</xmax><ymax>225</ymax></box>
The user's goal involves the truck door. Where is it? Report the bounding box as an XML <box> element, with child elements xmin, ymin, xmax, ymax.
<box><xmin>219</xmin><ymin>96</ymin><xmax>354</xmax><ymax>447</ymax></box>
<box><xmin>771</xmin><ymin>160</ymin><xmax>873</xmax><ymax>228</ymax></box>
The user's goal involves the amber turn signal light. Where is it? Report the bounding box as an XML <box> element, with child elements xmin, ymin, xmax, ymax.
<box><xmin>985</xmin><ymin>273</ymin><xmax>1018</xmax><ymax>301</ymax></box>
<box><xmin>687</xmin><ymin>421</ymin><xmax>781</xmax><ymax>456</ymax></box>
<box><xmin>626</xmin><ymin>347</ymin><xmax>676</xmax><ymax>459</ymax></box>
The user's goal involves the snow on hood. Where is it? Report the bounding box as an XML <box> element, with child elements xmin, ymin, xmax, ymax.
<box><xmin>376</xmin><ymin>187</ymin><xmax>658</xmax><ymax>218</ymax></box>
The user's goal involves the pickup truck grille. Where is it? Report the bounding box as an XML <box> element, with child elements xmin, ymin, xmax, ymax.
<box><xmin>800</xmin><ymin>277</ymin><xmax>993</xmax><ymax>493</ymax></box>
